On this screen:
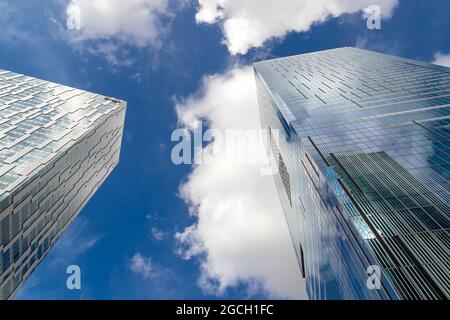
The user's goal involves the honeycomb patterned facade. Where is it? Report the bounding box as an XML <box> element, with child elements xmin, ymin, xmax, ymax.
<box><xmin>0</xmin><ymin>69</ymin><xmax>126</xmax><ymax>299</ymax></box>
<box><xmin>255</xmin><ymin>47</ymin><xmax>450</xmax><ymax>300</ymax></box>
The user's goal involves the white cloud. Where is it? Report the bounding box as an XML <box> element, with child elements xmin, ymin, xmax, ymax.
<box><xmin>175</xmin><ymin>66</ymin><xmax>306</xmax><ymax>299</ymax></box>
<box><xmin>130</xmin><ymin>252</ymin><xmax>154</xmax><ymax>280</ymax></box>
<box><xmin>151</xmin><ymin>227</ymin><xmax>166</xmax><ymax>241</ymax></box>
<box><xmin>195</xmin><ymin>0</ymin><xmax>399</xmax><ymax>54</ymax></box>
<box><xmin>49</xmin><ymin>217</ymin><xmax>102</xmax><ymax>267</ymax></box>
<box><xmin>66</xmin><ymin>0</ymin><xmax>170</xmax><ymax>47</ymax></box>
<box><xmin>433</xmin><ymin>52</ymin><xmax>450</xmax><ymax>68</ymax></box>
<box><xmin>0</xmin><ymin>2</ymin><xmax>32</xmax><ymax>43</ymax></box>
<box><xmin>146</xmin><ymin>212</ymin><xmax>163</xmax><ymax>221</ymax></box>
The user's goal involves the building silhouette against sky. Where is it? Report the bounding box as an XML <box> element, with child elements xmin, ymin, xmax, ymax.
<box><xmin>0</xmin><ymin>69</ymin><xmax>126</xmax><ymax>299</ymax></box>
<box><xmin>255</xmin><ymin>47</ymin><xmax>450</xmax><ymax>300</ymax></box>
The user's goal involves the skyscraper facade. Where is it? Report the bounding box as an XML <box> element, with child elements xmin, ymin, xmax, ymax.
<box><xmin>0</xmin><ymin>69</ymin><xmax>126</xmax><ymax>299</ymax></box>
<box><xmin>254</xmin><ymin>47</ymin><xmax>450</xmax><ymax>300</ymax></box>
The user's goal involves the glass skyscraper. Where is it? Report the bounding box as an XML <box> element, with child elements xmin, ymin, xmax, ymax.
<box><xmin>254</xmin><ymin>47</ymin><xmax>450</xmax><ymax>300</ymax></box>
<box><xmin>0</xmin><ymin>69</ymin><xmax>126</xmax><ymax>299</ymax></box>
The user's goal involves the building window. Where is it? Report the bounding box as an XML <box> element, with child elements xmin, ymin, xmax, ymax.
<box><xmin>269</xmin><ymin>127</ymin><xmax>292</xmax><ymax>206</ymax></box>
<box><xmin>300</xmin><ymin>244</ymin><xmax>306</xmax><ymax>279</ymax></box>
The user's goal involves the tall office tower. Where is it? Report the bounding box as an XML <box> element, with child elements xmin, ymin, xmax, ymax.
<box><xmin>0</xmin><ymin>69</ymin><xmax>126</xmax><ymax>299</ymax></box>
<box><xmin>254</xmin><ymin>47</ymin><xmax>450</xmax><ymax>300</ymax></box>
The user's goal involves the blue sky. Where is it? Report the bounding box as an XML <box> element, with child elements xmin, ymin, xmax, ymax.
<box><xmin>0</xmin><ymin>0</ymin><xmax>449</xmax><ymax>299</ymax></box>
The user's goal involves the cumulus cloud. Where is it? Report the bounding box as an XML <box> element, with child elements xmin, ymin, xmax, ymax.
<box><xmin>174</xmin><ymin>66</ymin><xmax>306</xmax><ymax>299</ymax></box>
<box><xmin>130</xmin><ymin>252</ymin><xmax>154</xmax><ymax>280</ymax></box>
<box><xmin>66</xmin><ymin>0</ymin><xmax>170</xmax><ymax>47</ymax></box>
<box><xmin>433</xmin><ymin>52</ymin><xmax>450</xmax><ymax>68</ymax></box>
<box><xmin>195</xmin><ymin>0</ymin><xmax>399</xmax><ymax>54</ymax></box>
<box><xmin>151</xmin><ymin>227</ymin><xmax>166</xmax><ymax>241</ymax></box>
